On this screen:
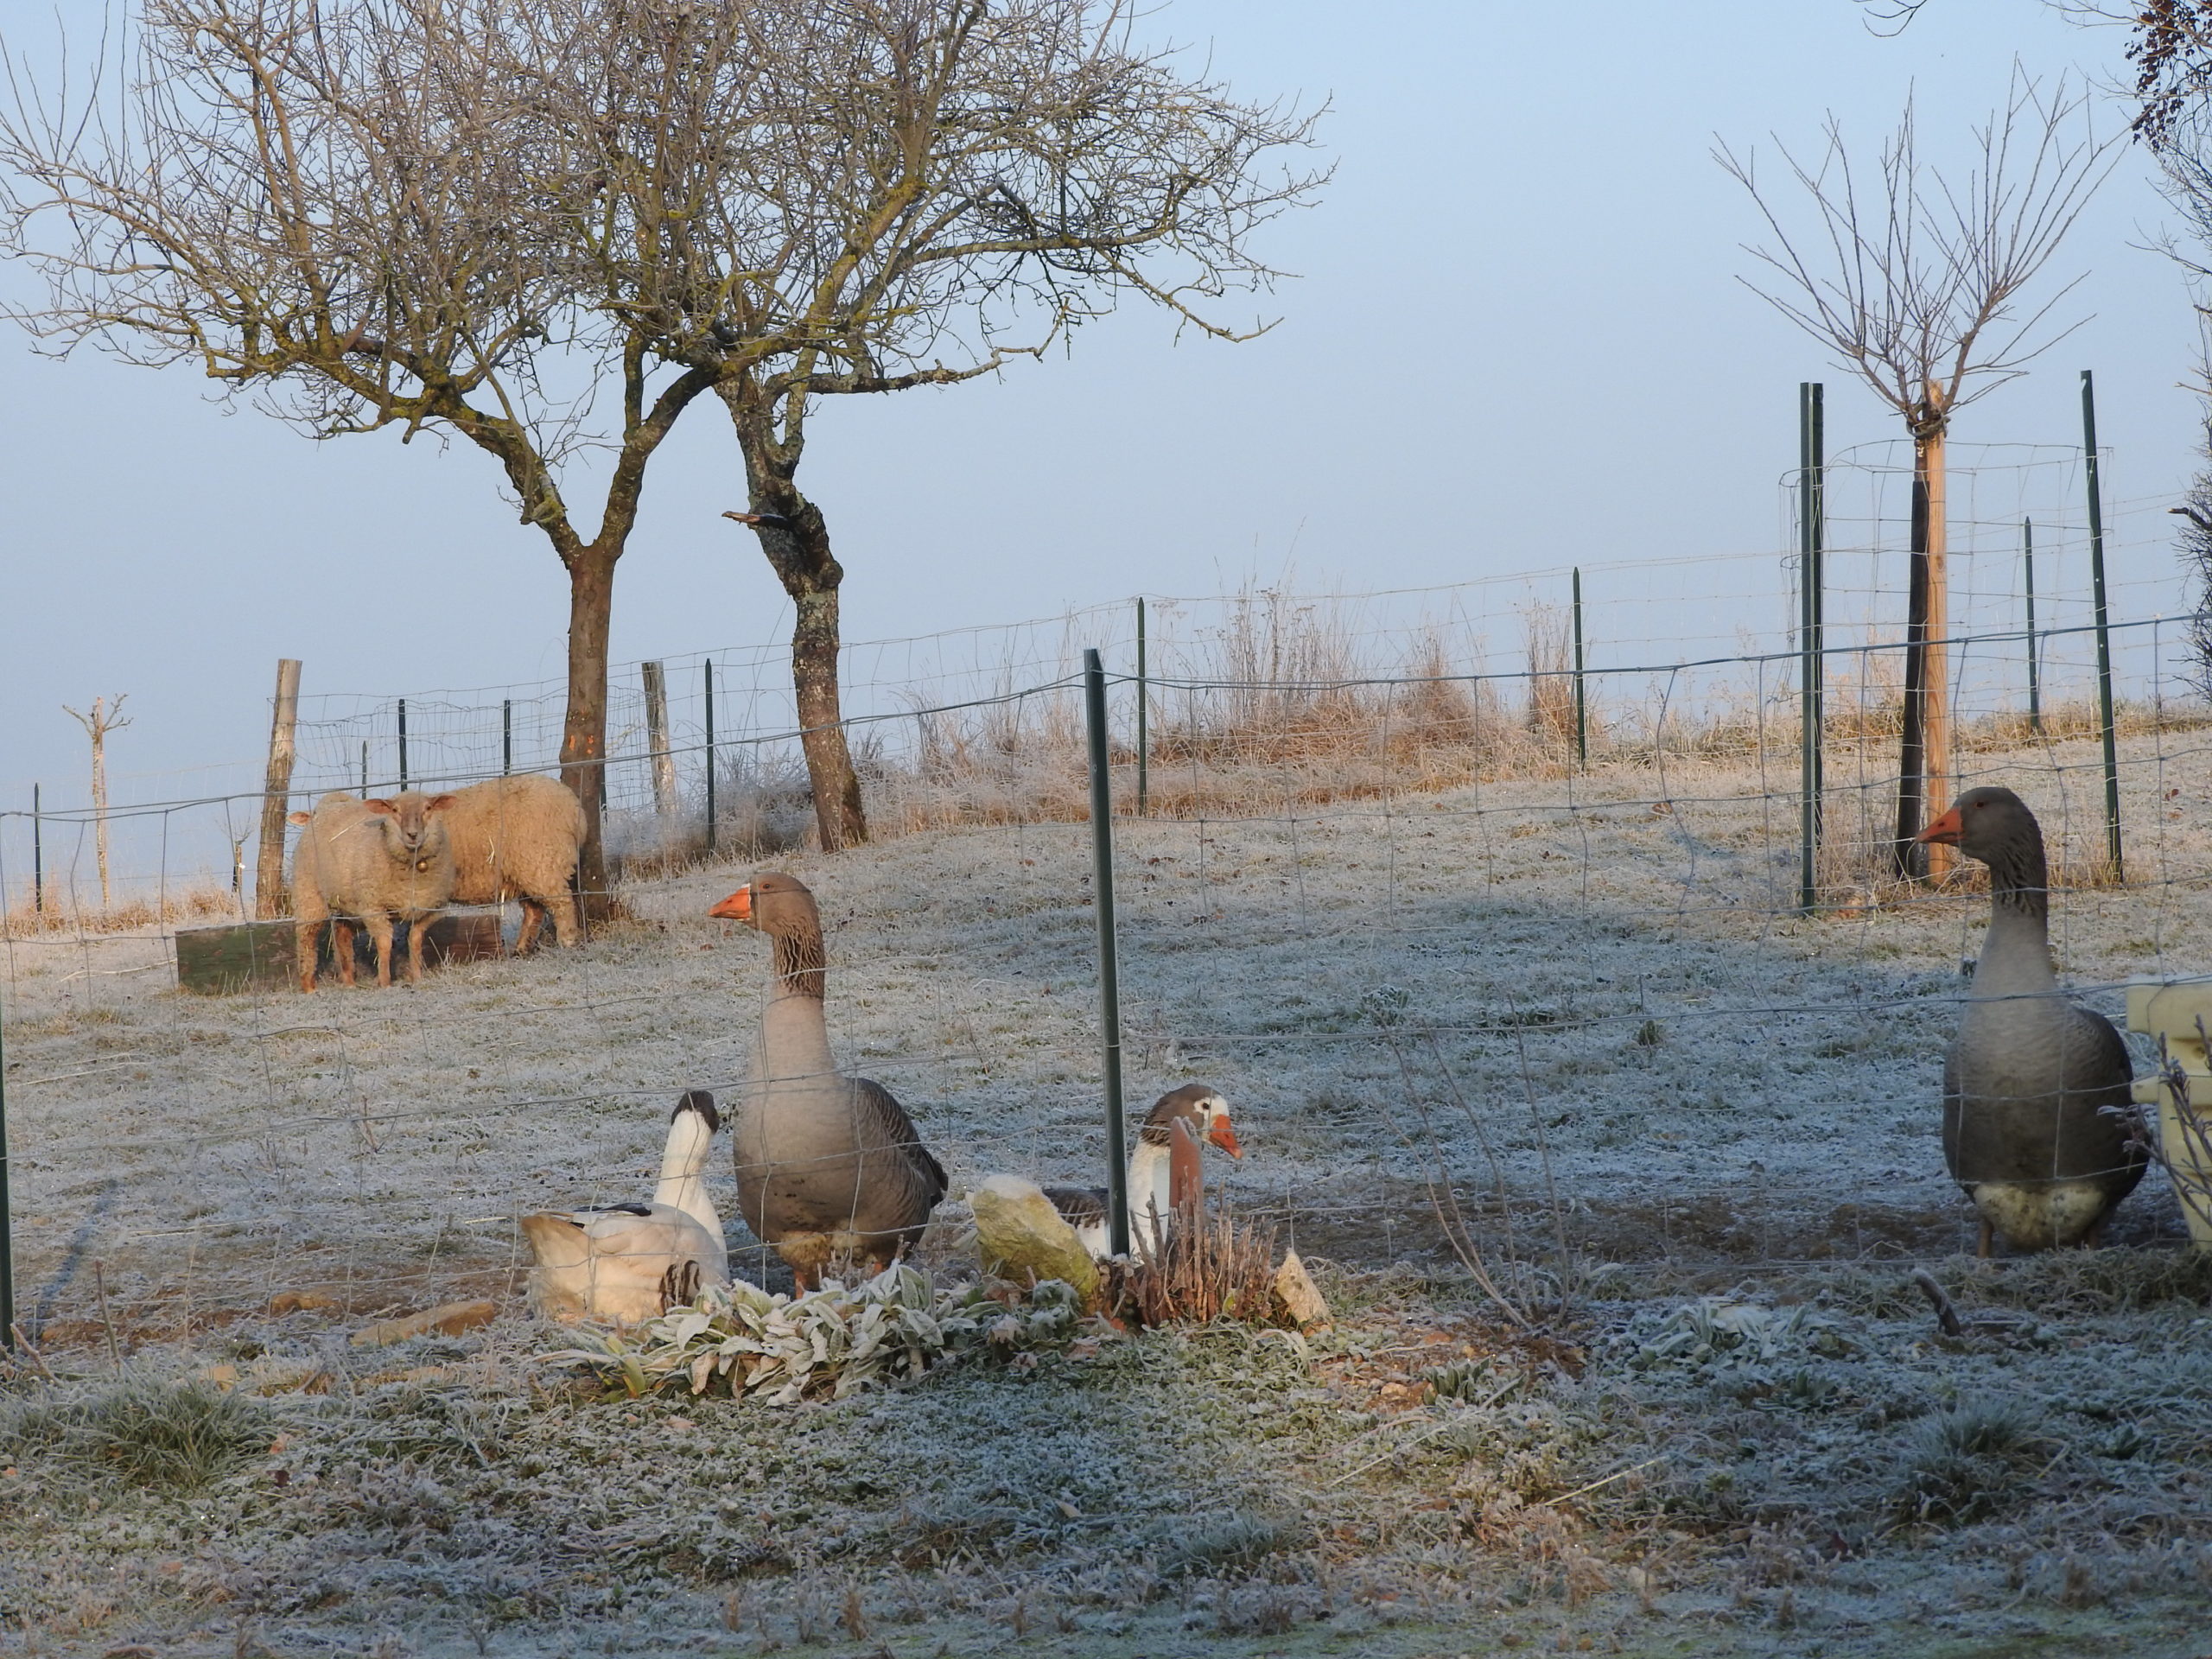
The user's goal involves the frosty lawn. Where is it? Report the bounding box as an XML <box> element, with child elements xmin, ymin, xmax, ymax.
<box><xmin>3</xmin><ymin>728</ymin><xmax>2210</xmax><ymax>1656</ymax></box>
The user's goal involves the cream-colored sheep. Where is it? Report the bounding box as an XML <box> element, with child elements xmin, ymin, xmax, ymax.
<box><xmin>440</xmin><ymin>773</ymin><xmax>586</xmax><ymax>950</ymax></box>
<box><xmin>288</xmin><ymin>791</ymin><xmax>457</xmax><ymax>991</ymax></box>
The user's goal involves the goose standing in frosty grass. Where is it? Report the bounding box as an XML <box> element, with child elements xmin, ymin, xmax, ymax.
<box><xmin>1042</xmin><ymin>1084</ymin><xmax>1244</xmax><ymax>1259</ymax></box>
<box><xmin>519</xmin><ymin>1090</ymin><xmax>730</xmax><ymax>1322</ymax></box>
<box><xmin>709</xmin><ymin>874</ymin><xmax>948</xmax><ymax>1289</ymax></box>
<box><xmin>1917</xmin><ymin>787</ymin><xmax>2146</xmax><ymax>1254</ymax></box>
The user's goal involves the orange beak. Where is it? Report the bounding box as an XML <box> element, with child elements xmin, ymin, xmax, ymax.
<box><xmin>1916</xmin><ymin>807</ymin><xmax>1965</xmax><ymax>848</ymax></box>
<box><xmin>708</xmin><ymin>886</ymin><xmax>753</xmax><ymax>921</ymax></box>
<box><xmin>1207</xmin><ymin>1118</ymin><xmax>1243</xmax><ymax>1160</ymax></box>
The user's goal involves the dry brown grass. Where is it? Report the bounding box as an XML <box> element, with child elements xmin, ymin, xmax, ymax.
<box><xmin>602</xmin><ymin>585</ymin><xmax>2212</xmax><ymax>870</ymax></box>
<box><xmin>3</xmin><ymin>882</ymin><xmax>240</xmax><ymax>939</ymax></box>
<box><xmin>1105</xmin><ymin>1197</ymin><xmax>1284</xmax><ymax>1328</ymax></box>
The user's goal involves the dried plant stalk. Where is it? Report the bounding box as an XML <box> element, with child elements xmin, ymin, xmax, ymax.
<box><xmin>1106</xmin><ymin>1198</ymin><xmax>1282</xmax><ymax>1328</ymax></box>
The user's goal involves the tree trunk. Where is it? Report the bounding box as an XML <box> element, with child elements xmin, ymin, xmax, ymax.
<box><xmin>724</xmin><ymin>397</ymin><xmax>868</xmax><ymax>852</ymax></box>
<box><xmin>91</xmin><ymin>716</ymin><xmax>111</xmax><ymax>909</ymax></box>
<box><xmin>787</xmin><ymin>558</ymin><xmax>868</xmax><ymax>852</ymax></box>
<box><xmin>1920</xmin><ymin>423</ymin><xmax>1953</xmax><ymax>878</ymax></box>
<box><xmin>560</xmin><ymin>546</ymin><xmax>619</xmax><ymax>925</ymax></box>
<box><xmin>1893</xmin><ymin>471</ymin><xmax>1930</xmax><ymax>882</ymax></box>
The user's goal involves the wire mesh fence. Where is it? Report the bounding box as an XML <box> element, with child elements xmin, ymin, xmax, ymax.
<box><xmin>3</xmin><ymin>442</ymin><xmax>2209</xmax><ymax>1361</ymax></box>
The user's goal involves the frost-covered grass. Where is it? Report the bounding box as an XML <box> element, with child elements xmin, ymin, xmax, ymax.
<box><xmin>4</xmin><ymin>728</ymin><xmax>2212</xmax><ymax>1653</ymax></box>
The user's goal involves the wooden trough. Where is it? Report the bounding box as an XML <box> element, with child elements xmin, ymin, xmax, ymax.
<box><xmin>175</xmin><ymin>907</ymin><xmax>512</xmax><ymax>995</ymax></box>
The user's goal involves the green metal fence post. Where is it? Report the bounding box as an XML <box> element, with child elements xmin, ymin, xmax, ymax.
<box><xmin>397</xmin><ymin>698</ymin><xmax>410</xmax><ymax>790</ymax></box>
<box><xmin>502</xmin><ymin>699</ymin><xmax>513</xmax><ymax>775</ymax></box>
<box><xmin>2023</xmin><ymin>520</ymin><xmax>2042</xmax><ymax>735</ymax></box>
<box><xmin>704</xmin><ymin>658</ymin><xmax>718</xmax><ymax>855</ymax></box>
<box><xmin>1084</xmin><ymin>648</ymin><xmax>1131</xmax><ymax>1257</ymax></box>
<box><xmin>1135</xmin><ymin>599</ymin><xmax>1149</xmax><ymax>817</ymax></box>
<box><xmin>30</xmin><ymin>784</ymin><xmax>41</xmax><ymax>916</ymax></box>
<box><xmin>2081</xmin><ymin>370</ymin><xmax>2124</xmax><ymax>880</ymax></box>
<box><xmin>1799</xmin><ymin>381</ymin><xmax>1825</xmax><ymax>913</ymax></box>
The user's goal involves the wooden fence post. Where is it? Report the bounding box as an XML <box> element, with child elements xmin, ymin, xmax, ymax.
<box><xmin>254</xmin><ymin>658</ymin><xmax>302</xmax><ymax>918</ymax></box>
<box><xmin>643</xmin><ymin>661</ymin><xmax>678</xmax><ymax>817</ymax></box>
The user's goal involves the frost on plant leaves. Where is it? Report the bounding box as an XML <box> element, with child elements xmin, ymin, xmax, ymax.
<box><xmin>544</xmin><ymin>1267</ymin><xmax>1085</xmax><ymax>1405</ymax></box>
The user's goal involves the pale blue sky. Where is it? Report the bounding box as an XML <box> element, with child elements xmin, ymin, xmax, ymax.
<box><xmin>1</xmin><ymin>0</ymin><xmax>2202</xmax><ymax>807</ymax></box>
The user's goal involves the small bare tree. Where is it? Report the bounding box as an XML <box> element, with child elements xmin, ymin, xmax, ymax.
<box><xmin>62</xmin><ymin>695</ymin><xmax>131</xmax><ymax>909</ymax></box>
<box><xmin>1719</xmin><ymin>71</ymin><xmax>2113</xmax><ymax>878</ymax></box>
<box><xmin>513</xmin><ymin>0</ymin><xmax>1325</xmax><ymax>849</ymax></box>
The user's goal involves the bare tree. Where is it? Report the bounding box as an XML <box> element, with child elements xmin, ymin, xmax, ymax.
<box><xmin>0</xmin><ymin>0</ymin><xmax>726</xmax><ymax>909</ymax></box>
<box><xmin>2153</xmin><ymin>109</ymin><xmax>2212</xmax><ymax>692</ymax></box>
<box><xmin>511</xmin><ymin>0</ymin><xmax>1325</xmax><ymax>849</ymax></box>
<box><xmin>1719</xmin><ymin>72</ymin><xmax>2112</xmax><ymax>878</ymax></box>
<box><xmin>62</xmin><ymin>695</ymin><xmax>131</xmax><ymax>909</ymax></box>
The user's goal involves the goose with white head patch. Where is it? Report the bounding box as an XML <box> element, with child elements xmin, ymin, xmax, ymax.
<box><xmin>1043</xmin><ymin>1084</ymin><xmax>1244</xmax><ymax>1259</ymax></box>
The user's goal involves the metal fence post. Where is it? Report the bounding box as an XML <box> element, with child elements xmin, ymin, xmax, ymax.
<box><xmin>1135</xmin><ymin>598</ymin><xmax>1149</xmax><ymax>817</ymax></box>
<box><xmin>1084</xmin><ymin>648</ymin><xmax>1131</xmax><ymax>1257</ymax></box>
<box><xmin>2023</xmin><ymin>519</ymin><xmax>2042</xmax><ymax>735</ymax></box>
<box><xmin>502</xmin><ymin>699</ymin><xmax>513</xmax><ymax>775</ymax></box>
<box><xmin>704</xmin><ymin>658</ymin><xmax>717</xmax><ymax>855</ymax></box>
<box><xmin>1799</xmin><ymin>381</ymin><xmax>1825</xmax><ymax>913</ymax></box>
<box><xmin>359</xmin><ymin>741</ymin><xmax>369</xmax><ymax>799</ymax></box>
<box><xmin>1570</xmin><ymin>567</ymin><xmax>1587</xmax><ymax>769</ymax></box>
<box><xmin>397</xmin><ymin>698</ymin><xmax>410</xmax><ymax>790</ymax></box>
<box><xmin>2081</xmin><ymin>370</ymin><xmax>2124</xmax><ymax>880</ymax></box>
<box><xmin>30</xmin><ymin>784</ymin><xmax>41</xmax><ymax>916</ymax></box>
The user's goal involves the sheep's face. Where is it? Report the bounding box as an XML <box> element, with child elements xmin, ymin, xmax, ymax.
<box><xmin>365</xmin><ymin>793</ymin><xmax>455</xmax><ymax>867</ymax></box>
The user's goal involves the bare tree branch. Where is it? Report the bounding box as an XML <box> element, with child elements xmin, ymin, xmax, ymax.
<box><xmin>1716</xmin><ymin>67</ymin><xmax>2115</xmax><ymax>430</ymax></box>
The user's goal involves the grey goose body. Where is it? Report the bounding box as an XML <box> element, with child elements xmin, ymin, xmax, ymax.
<box><xmin>1919</xmin><ymin>788</ymin><xmax>2145</xmax><ymax>1252</ymax></box>
<box><xmin>710</xmin><ymin>875</ymin><xmax>947</xmax><ymax>1287</ymax></box>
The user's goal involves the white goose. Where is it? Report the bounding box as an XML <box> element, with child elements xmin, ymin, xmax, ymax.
<box><xmin>520</xmin><ymin>1090</ymin><xmax>731</xmax><ymax>1322</ymax></box>
<box><xmin>1043</xmin><ymin>1084</ymin><xmax>1243</xmax><ymax>1259</ymax></box>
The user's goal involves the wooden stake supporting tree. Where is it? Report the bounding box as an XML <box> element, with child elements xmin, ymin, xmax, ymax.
<box><xmin>61</xmin><ymin>695</ymin><xmax>130</xmax><ymax>910</ymax></box>
<box><xmin>1719</xmin><ymin>72</ymin><xmax>2111</xmax><ymax>879</ymax></box>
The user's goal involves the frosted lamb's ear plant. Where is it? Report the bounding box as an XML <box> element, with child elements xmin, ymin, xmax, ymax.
<box><xmin>548</xmin><ymin>1269</ymin><xmax>1086</xmax><ymax>1405</ymax></box>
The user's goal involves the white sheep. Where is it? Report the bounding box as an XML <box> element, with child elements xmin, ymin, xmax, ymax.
<box><xmin>439</xmin><ymin>772</ymin><xmax>587</xmax><ymax>950</ymax></box>
<box><xmin>288</xmin><ymin>791</ymin><xmax>458</xmax><ymax>991</ymax></box>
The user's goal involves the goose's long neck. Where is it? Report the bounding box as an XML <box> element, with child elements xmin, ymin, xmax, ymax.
<box><xmin>752</xmin><ymin>925</ymin><xmax>836</xmax><ymax>1084</ymax></box>
<box><xmin>655</xmin><ymin>1116</ymin><xmax>721</xmax><ymax>1236</ymax></box>
<box><xmin>1975</xmin><ymin>833</ymin><xmax>2056</xmax><ymax>999</ymax></box>
<box><xmin>1129</xmin><ymin>1138</ymin><xmax>1174</xmax><ymax>1244</ymax></box>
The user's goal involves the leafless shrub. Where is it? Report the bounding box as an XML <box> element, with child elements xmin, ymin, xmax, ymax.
<box><xmin>1106</xmin><ymin>1198</ymin><xmax>1281</xmax><ymax>1328</ymax></box>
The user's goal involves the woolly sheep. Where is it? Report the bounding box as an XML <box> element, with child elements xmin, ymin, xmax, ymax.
<box><xmin>439</xmin><ymin>773</ymin><xmax>587</xmax><ymax>951</ymax></box>
<box><xmin>288</xmin><ymin>791</ymin><xmax>458</xmax><ymax>991</ymax></box>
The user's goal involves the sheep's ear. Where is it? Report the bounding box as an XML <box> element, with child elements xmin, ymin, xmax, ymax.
<box><xmin>287</xmin><ymin>811</ymin><xmax>312</xmax><ymax>825</ymax></box>
<box><xmin>364</xmin><ymin>798</ymin><xmax>397</xmax><ymax>816</ymax></box>
<box><xmin>427</xmin><ymin>792</ymin><xmax>457</xmax><ymax>810</ymax></box>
